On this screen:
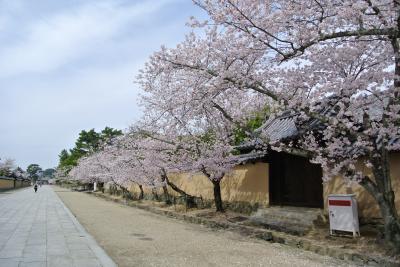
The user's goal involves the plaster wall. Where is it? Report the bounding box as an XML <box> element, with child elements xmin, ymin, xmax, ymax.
<box><xmin>0</xmin><ymin>178</ymin><xmax>14</xmax><ymax>190</ymax></box>
<box><xmin>129</xmin><ymin>162</ymin><xmax>270</xmax><ymax>205</ymax></box>
<box><xmin>126</xmin><ymin>152</ymin><xmax>400</xmax><ymax>221</ymax></box>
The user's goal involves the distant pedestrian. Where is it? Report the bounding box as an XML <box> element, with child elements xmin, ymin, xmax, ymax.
<box><xmin>34</xmin><ymin>183</ymin><xmax>38</xmax><ymax>193</ymax></box>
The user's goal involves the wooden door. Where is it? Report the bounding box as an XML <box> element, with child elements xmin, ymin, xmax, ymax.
<box><xmin>269</xmin><ymin>151</ymin><xmax>323</xmax><ymax>208</ymax></box>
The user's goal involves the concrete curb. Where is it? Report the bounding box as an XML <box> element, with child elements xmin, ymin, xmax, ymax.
<box><xmin>54</xmin><ymin>189</ymin><xmax>118</xmax><ymax>267</ymax></box>
<box><xmin>88</xmin><ymin>191</ymin><xmax>399</xmax><ymax>267</ymax></box>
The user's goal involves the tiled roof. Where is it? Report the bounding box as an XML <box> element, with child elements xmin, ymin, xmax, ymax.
<box><xmin>257</xmin><ymin>113</ymin><xmax>399</xmax><ymax>148</ymax></box>
<box><xmin>237</xmin><ymin>151</ymin><xmax>266</xmax><ymax>164</ymax></box>
<box><xmin>0</xmin><ymin>176</ymin><xmax>16</xmax><ymax>180</ymax></box>
<box><xmin>256</xmin><ymin>114</ymin><xmax>299</xmax><ymax>142</ymax></box>
<box><xmin>237</xmin><ymin>96</ymin><xmax>399</xmax><ymax>158</ymax></box>
<box><xmin>0</xmin><ymin>176</ymin><xmax>30</xmax><ymax>181</ymax></box>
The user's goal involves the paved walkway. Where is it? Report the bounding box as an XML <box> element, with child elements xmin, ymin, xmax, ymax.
<box><xmin>0</xmin><ymin>186</ymin><xmax>116</xmax><ymax>267</ymax></box>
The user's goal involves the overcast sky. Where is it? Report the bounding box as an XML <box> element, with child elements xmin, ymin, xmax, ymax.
<box><xmin>0</xmin><ymin>0</ymin><xmax>206</xmax><ymax>170</ymax></box>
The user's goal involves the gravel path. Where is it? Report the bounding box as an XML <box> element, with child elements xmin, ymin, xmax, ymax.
<box><xmin>54</xmin><ymin>186</ymin><xmax>355</xmax><ymax>267</ymax></box>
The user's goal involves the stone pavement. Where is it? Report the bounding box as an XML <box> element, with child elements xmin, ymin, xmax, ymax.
<box><xmin>0</xmin><ymin>186</ymin><xmax>116</xmax><ymax>267</ymax></box>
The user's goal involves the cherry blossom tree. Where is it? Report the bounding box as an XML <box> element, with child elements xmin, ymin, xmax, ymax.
<box><xmin>137</xmin><ymin>80</ymin><xmax>239</xmax><ymax>212</ymax></box>
<box><xmin>0</xmin><ymin>158</ymin><xmax>15</xmax><ymax>177</ymax></box>
<box><xmin>190</xmin><ymin>0</ymin><xmax>400</xmax><ymax>249</ymax></box>
<box><xmin>69</xmin><ymin>134</ymin><xmax>173</xmax><ymax>201</ymax></box>
<box><xmin>69</xmin><ymin>152</ymin><xmax>112</xmax><ymax>185</ymax></box>
<box><xmin>174</xmin><ymin>135</ymin><xmax>237</xmax><ymax>212</ymax></box>
<box><xmin>123</xmin><ymin>130</ymin><xmax>218</xmax><ymax>205</ymax></box>
<box><xmin>70</xmin><ymin>144</ymin><xmax>138</xmax><ymax>198</ymax></box>
<box><xmin>12</xmin><ymin>167</ymin><xmax>27</xmax><ymax>179</ymax></box>
<box><xmin>137</xmin><ymin>0</ymin><xmax>400</xmax><ymax>248</ymax></box>
<box><xmin>110</xmin><ymin>135</ymin><xmax>171</xmax><ymax>201</ymax></box>
<box><xmin>137</xmin><ymin>28</ymin><xmax>270</xmax><ymax>128</ymax></box>
<box><xmin>137</xmin><ymin>26</ymin><xmax>262</xmax><ymax>211</ymax></box>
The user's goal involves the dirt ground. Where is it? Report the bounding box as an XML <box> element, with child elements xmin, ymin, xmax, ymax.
<box><xmin>53</xmin><ymin>186</ymin><xmax>355</xmax><ymax>267</ymax></box>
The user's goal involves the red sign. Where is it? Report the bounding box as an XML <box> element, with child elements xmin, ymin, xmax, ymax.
<box><xmin>329</xmin><ymin>200</ymin><xmax>351</xmax><ymax>206</ymax></box>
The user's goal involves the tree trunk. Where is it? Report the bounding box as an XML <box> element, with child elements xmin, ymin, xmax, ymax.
<box><xmin>366</xmin><ymin>185</ymin><xmax>400</xmax><ymax>250</ymax></box>
<box><xmin>138</xmin><ymin>184</ymin><xmax>144</xmax><ymax>200</ymax></box>
<box><xmin>98</xmin><ymin>182</ymin><xmax>104</xmax><ymax>193</ymax></box>
<box><xmin>121</xmin><ymin>187</ymin><xmax>133</xmax><ymax>200</ymax></box>
<box><xmin>159</xmin><ymin>170</ymin><xmax>171</xmax><ymax>204</ymax></box>
<box><xmin>161</xmin><ymin>172</ymin><xmax>194</xmax><ymax>198</ymax></box>
<box><xmin>378</xmin><ymin>10</ymin><xmax>400</xmax><ymax>251</ymax></box>
<box><xmin>212</xmin><ymin>180</ymin><xmax>224</xmax><ymax>212</ymax></box>
<box><xmin>378</xmin><ymin>195</ymin><xmax>400</xmax><ymax>250</ymax></box>
<box><xmin>162</xmin><ymin>185</ymin><xmax>171</xmax><ymax>204</ymax></box>
<box><xmin>361</xmin><ymin>165</ymin><xmax>400</xmax><ymax>251</ymax></box>
<box><xmin>200</xmin><ymin>167</ymin><xmax>224</xmax><ymax>212</ymax></box>
<box><xmin>391</xmin><ymin>20</ymin><xmax>400</xmax><ymax>104</ymax></box>
<box><xmin>152</xmin><ymin>188</ymin><xmax>159</xmax><ymax>201</ymax></box>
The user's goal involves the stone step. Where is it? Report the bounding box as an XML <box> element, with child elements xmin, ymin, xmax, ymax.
<box><xmin>245</xmin><ymin>218</ymin><xmax>311</xmax><ymax>236</ymax></box>
<box><xmin>247</xmin><ymin>206</ymin><xmax>325</xmax><ymax>236</ymax></box>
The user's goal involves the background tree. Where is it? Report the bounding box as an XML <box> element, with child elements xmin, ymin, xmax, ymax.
<box><xmin>57</xmin><ymin>127</ymin><xmax>123</xmax><ymax>173</ymax></box>
<box><xmin>42</xmin><ymin>168</ymin><xmax>56</xmax><ymax>178</ymax></box>
<box><xmin>100</xmin><ymin>127</ymin><xmax>123</xmax><ymax>144</ymax></box>
<box><xmin>74</xmin><ymin>129</ymin><xmax>101</xmax><ymax>155</ymax></box>
<box><xmin>26</xmin><ymin>164</ymin><xmax>42</xmax><ymax>182</ymax></box>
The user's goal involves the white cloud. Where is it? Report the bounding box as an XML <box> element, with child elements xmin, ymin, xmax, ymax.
<box><xmin>0</xmin><ymin>0</ymin><xmax>179</xmax><ymax>78</ymax></box>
